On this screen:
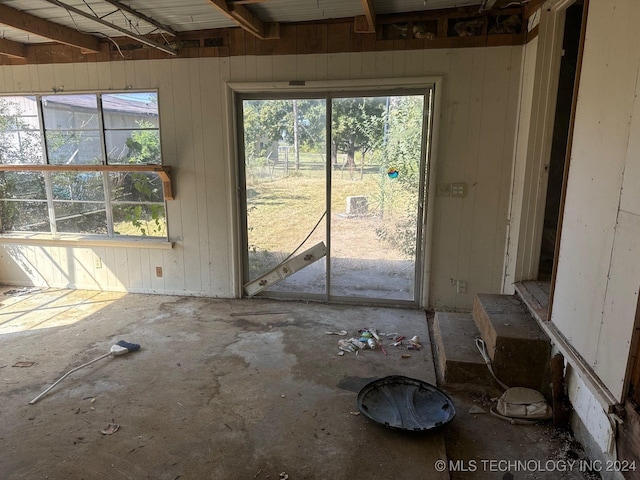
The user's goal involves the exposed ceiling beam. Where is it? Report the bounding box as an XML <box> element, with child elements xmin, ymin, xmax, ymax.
<box><xmin>0</xmin><ymin>37</ymin><xmax>28</xmax><ymax>59</ymax></box>
<box><xmin>41</xmin><ymin>0</ymin><xmax>177</xmax><ymax>55</ymax></box>
<box><xmin>100</xmin><ymin>0</ymin><xmax>178</xmax><ymax>36</ymax></box>
<box><xmin>229</xmin><ymin>0</ymin><xmax>272</xmax><ymax>4</ymax></box>
<box><xmin>0</xmin><ymin>3</ymin><xmax>100</xmax><ymax>53</ymax></box>
<box><xmin>359</xmin><ymin>0</ymin><xmax>376</xmax><ymax>33</ymax></box>
<box><xmin>207</xmin><ymin>0</ymin><xmax>279</xmax><ymax>39</ymax></box>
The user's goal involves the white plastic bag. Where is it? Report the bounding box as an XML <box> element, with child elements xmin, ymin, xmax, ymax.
<box><xmin>495</xmin><ymin>387</ymin><xmax>552</xmax><ymax>421</ymax></box>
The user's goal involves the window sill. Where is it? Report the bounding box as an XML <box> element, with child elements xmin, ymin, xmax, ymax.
<box><xmin>0</xmin><ymin>233</ymin><xmax>173</xmax><ymax>250</ymax></box>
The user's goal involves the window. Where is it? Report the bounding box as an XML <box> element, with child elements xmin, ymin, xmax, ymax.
<box><xmin>0</xmin><ymin>92</ymin><xmax>167</xmax><ymax>238</ymax></box>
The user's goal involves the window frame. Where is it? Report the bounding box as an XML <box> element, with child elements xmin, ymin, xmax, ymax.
<box><xmin>0</xmin><ymin>90</ymin><xmax>173</xmax><ymax>241</ymax></box>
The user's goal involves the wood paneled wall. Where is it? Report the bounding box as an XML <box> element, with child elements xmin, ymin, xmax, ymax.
<box><xmin>551</xmin><ymin>0</ymin><xmax>640</xmax><ymax>400</ymax></box>
<box><xmin>0</xmin><ymin>46</ymin><xmax>522</xmax><ymax>308</ymax></box>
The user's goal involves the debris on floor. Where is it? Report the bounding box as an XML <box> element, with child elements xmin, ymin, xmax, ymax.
<box><xmin>338</xmin><ymin>338</ymin><xmax>366</xmax><ymax>353</ymax></box>
<box><xmin>336</xmin><ymin>329</ymin><xmax>423</xmax><ymax>355</ymax></box>
<box><xmin>468</xmin><ymin>405</ymin><xmax>486</xmax><ymax>415</ymax></box>
<box><xmin>100</xmin><ymin>423</ymin><xmax>119</xmax><ymax>435</ymax></box>
<box><xmin>12</xmin><ymin>361</ymin><xmax>35</xmax><ymax>367</ymax></box>
<box><xmin>3</xmin><ymin>287</ymin><xmax>42</xmax><ymax>297</ymax></box>
<box><xmin>29</xmin><ymin>340</ymin><xmax>141</xmax><ymax>405</ymax></box>
<box><xmin>408</xmin><ymin>336</ymin><xmax>422</xmax><ymax>350</ymax></box>
<box><xmin>2</xmin><ymin>294</ymin><xmax>444</xmax><ymax>479</ymax></box>
<box><xmin>357</xmin><ymin>376</ymin><xmax>456</xmax><ymax>432</ymax></box>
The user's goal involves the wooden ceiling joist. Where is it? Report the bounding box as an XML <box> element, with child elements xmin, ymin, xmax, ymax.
<box><xmin>42</xmin><ymin>0</ymin><xmax>177</xmax><ymax>55</ymax></box>
<box><xmin>208</xmin><ymin>0</ymin><xmax>279</xmax><ymax>39</ymax></box>
<box><xmin>100</xmin><ymin>0</ymin><xmax>177</xmax><ymax>36</ymax></box>
<box><xmin>229</xmin><ymin>0</ymin><xmax>272</xmax><ymax>4</ymax></box>
<box><xmin>0</xmin><ymin>37</ymin><xmax>28</xmax><ymax>59</ymax></box>
<box><xmin>356</xmin><ymin>0</ymin><xmax>376</xmax><ymax>33</ymax></box>
<box><xmin>0</xmin><ymin>3</ymin><xmax>100</xmax><ymax>53</ymax></box>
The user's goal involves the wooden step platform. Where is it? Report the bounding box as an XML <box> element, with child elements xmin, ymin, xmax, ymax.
<box><xmin>473</xmin><ymin>293</ymin><xmax>551</xmax><ymax>391</ymax></box>
<box><xmin>433</xmin><ymin>311</ymin><xmax>497</xmax><ymax>386</ymax></box>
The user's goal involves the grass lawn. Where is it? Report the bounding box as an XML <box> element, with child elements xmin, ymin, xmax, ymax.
<box><xmin>246</xmin><ymin>162</ymin><xmax>418</xmax><ymax>264</ymax></box>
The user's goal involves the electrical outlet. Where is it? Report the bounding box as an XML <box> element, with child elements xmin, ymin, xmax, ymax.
<box><xmin>94</xmin><ymin>257</ymin><xmax>102</xmax><ymax>269</ymax></box>
<box><xmin>156</xmin><ymin>266</ymin><xmax>163</xmax><ymax>277</ymax></box>
<box><xmin>451</xmin><ymin>183</ymin><xmax>467</xmax><ymax>198</ymax></box>
<box><xmin>456</xmin><ymin>280</ymin><xmax>467</xmax><ymax>294</ymax></box>
<box><xmin>436</xmin><ymin>183</ymin><xmax>451</xmax><ymax>197</ymax></box>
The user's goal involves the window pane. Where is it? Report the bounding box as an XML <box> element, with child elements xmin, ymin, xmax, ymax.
<box><xmin>0</xmin><ymin>171</ymin><xmax>47</xmax><ymax>199</ymax></box>
<box><xmin>109</xmin><ymin>172</ymin><xmax>164</xmax><ymax>203</ymax></box>
<box><xmin>52</xmin><ymin>172</ymin><xmax>105</xmax><ymax>201</ymax></box>
<box><xmin>42</xmin><ymin>95</ymin><xmax>99</xmax><ymax>130</ymax></box>
<box><xmin>103</xmin><ymin>93</ymin><xmax>159</xmax><ymax>129</ymax></box>
<box><xmin>0</xmin><ymin>96</ymin><xmax>43</xmax><ymax>164</ymax></box>
<box><xmin>0</xmin><ymin>200</ymin><xmax>50</xmax><ymax>232</ymax></box>
<box><xmin>105</xmin><ymin>129</ymin><xmax>161</xmax><ymax>164</ymax></box>
<box><xmin>0</xmin><ymin>172</ymin><xmax>49</xmax><ymax>232</ymax></box>
<box><xmin>53</xmin><ymin>202</ymin><xmax>107</xmax><ymax>234</ymax></box>
<box><xmin>46</xmin><ymin>130</ymin><xmax>102</xmax><ymax>165</ymax></box>
<box><xmin>112</xmin><ymin>203</ymin><xmax>166</xmax><ymax>237</ymax></box>
<box><xmin>0</xmin><ymin>92</ymin><xmax>166</xmax><ymax>238</ymax></box>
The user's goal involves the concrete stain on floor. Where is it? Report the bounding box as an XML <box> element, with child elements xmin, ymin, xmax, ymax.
<box><xmin>0</xmin><ymin>289</ymin><xmax>447</xmax><ymax>479</ymax></box>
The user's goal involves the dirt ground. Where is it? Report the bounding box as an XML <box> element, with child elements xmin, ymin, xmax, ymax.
<box><xmin>0</xmin><ymin>288</ymin><xmax>601</xmax><ymax>480</ymax></box>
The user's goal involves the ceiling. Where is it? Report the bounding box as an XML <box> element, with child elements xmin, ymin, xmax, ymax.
<box><xmin>0</xmin><ymin>0</ymin><xmax>515</xmax><ymax>58</ymax></box>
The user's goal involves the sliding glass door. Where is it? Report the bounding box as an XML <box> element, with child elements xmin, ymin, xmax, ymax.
<box><xmin>238</xmin><ymin>89</ymin><xmax>432</xmax><ymax>304</ymax></box>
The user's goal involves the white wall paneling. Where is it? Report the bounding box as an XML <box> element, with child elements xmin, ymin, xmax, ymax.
<box><xmin>551</xmin><ymin>0</ymin><xmax>640</xmax><ymax>400</ymax></box>
<box><xmin>0</xmin><ymin>47</ymin><xmax>523</xmax><ymax>305</ymax></box>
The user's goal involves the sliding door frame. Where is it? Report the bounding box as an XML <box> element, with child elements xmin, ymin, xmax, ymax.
<box><xmin>227</xmin><ymin>77</ymin><xmax>443</xmax><ymax>308</ymax></box>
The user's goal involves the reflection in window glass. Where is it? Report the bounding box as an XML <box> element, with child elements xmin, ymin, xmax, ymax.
<box><xmin>53</xmin><ymin>202</ymin><xmax>107</xmax><ymax>234</ymax></box>
<box><xmin>0</xmin><ymin>200</ymin><xmax>50</xmax><ymax>232</ymax></box>
<box><xmin>42</xmin><ymin>95</ymin><xmax>99</xmax><ymax>130</ymax></box>
<box><xmin>51</xmin><ymin>172</ymin><xmax>107</xmax><ymax>233</ymax></box>
<box><xmin>105</xmin><ymin>129</ymin><xmax>161</xmax><ymax>164</ymax></box>
<box><xmin>109</xmin><ymin>171</ymin><xmax>163</xmax><ymax>203</ymax></box>
<box><xmin>0</xmin><ymin>171</ymin><xmax>49</xmax><ymax>232</ymax></box>
<box><xmin>0</xmin><ymin>171</ymin><xmax>47</xmax><ymax>199</ymax></box>
<box><xmin>52</xmin><ymin>171</ymin><xmax>105</xmax><ymax>201</ymax></box>
<box><xmin>109</xmin><ymin>171</ymin><xmax>166</xmax><ymax>237</ymax></box>
<box><xmin>0</xmin><ymin>93</ymin><xmax>167</xmax><ymax>239</ymax></box>
<box><xmin>112</xmin><ymin>204</ymin><xmax>166</xmax><ymax>237</ymax></box>
<box><xmin>0</xmin><ymin>96</ymin><xmax>43</xmax><ymax>164</ymax></box>
<box><xmin>103</xmin><ymin>93</ymin><xmax>161</xmax><ymax>165</ymax></box>
<box><xmin>43</xmin><ymin>94</ymin><xmax>102</xmax><ymax>165</ymax></box>
<box><xmin>102</xmin><ymin>93</ymin><xmax>159</xmax><ymax>129</ymax></box>
<box><xmin>45</xmin><ymin>130</ymin><xmax>102</xmax><ymax>165</ymax></box>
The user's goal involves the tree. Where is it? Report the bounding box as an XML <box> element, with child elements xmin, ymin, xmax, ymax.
<box><xmin>374</xmin><ymin>95</ymin><xmax>426</xmax><ymax>258</ymax></box>
<box><xmin>242</xmin><ymin>99</ymin><xmax>326</xmax><ymax>179</ymax></box>
<box><xmin>0</xmin><ymin>98</ymin><xmax>49</xmax><ymax>231</ymax></box>
<box><xmin>0</xmin><ymin>98</ymin><xmax>43</xmax><ymax>165</ymax></box>
<box><xmin>331</xmin><ymin>97</ymin><xmax>386</xmax><ymax>177</ymax></box>
<box><xmin>111</xmin><ymin>121</ymin><xmax>165</xmax><ymax>236</ymax></box>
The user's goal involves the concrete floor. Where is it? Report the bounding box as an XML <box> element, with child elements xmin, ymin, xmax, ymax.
<box><xmin>0</xmin><ymin>289</ymin><xmax>448</xmax><ymax>479</ymax></box>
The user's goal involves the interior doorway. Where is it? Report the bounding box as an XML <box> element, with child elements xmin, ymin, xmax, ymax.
<box><xmin>237</xmin><ymin>89</ymin><xmax>433</xmax><ymax>305</ymax></box>
<box><xmin>538</xmin><ymin>1</ymin><xmax>585</xmax><ymax>281</ymax></box>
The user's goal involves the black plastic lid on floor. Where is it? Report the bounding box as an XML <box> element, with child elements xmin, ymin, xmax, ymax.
<box><xmin>357</xmin><ymin>375</ymin><xmax>456</xmax><ymax>432</ymax></box>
